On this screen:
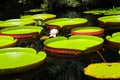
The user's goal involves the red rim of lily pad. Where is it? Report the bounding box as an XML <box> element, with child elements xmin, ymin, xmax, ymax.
<box><xmin>44</xmin><ymin>35</ymin><xmax>104</xmax><ymax>58</ymax></box>
<box><xmin>0</xmin><ymin>47</ymin><xmax>46</xmax><ymax>74</ymax></box>
<box><xmin>0</xmin><ymin>36</ymin><xmax>17</xmax><ymax>48</ymax></box>
<box><xmin>45</xmin><ymin>18</ymin><xmax>88</xmax><ymax>30</ymax></box>
<box><xmin>106</xmin><ymin>32</ymin><xmax>120</xmax><ymax>49</ymax></box>
<box><xmin>0</xmin><ymin>26</ymin><xmax>43</xmax><ymax>41</ymax></box>
<box><xmin>71</xmin><ymin>26</ymin><xmax>104</xmax><ymax>37</ymax></box>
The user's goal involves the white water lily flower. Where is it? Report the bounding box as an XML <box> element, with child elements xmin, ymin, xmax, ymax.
<box><xmin>49</xmin><ymin>28</ymin><xmax>59</xmax><ymax>37</ymax></box>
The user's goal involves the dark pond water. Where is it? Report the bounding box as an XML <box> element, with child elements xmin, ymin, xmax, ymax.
<box><xmin>0</xmin><ymin>8</ymin><xmax>120</xmax><ymax>80</ymax></box>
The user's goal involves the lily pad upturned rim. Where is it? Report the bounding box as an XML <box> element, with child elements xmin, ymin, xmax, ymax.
<box><xmin>44</xmin><ymin>35</ymin><xmax>104</xmax><ymax>58</ymax></box>
<box><xmin>84</xmin><ymin>62</ymin><xmax>120</xmax><ymax>79</ymax></box>
<box><xmin>71</xmin><ymin>26</ymin><xmax>104</xmax><ymax>36</ymax></box>
<box><xmin>45</xmin><ymin>18</ymin><xmax>88</xmax><ymax>28</ymax></box>
<box><xmin>0</xmin><ymin>47</ymin><xmax>47</xmax><ymax>74</ymax></box>
<box><xmin>0</xmin><ymin>36</ymin><xmax>17</xmax><ymax>48</ymax></box>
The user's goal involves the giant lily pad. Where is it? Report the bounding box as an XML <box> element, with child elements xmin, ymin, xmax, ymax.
<box><xmin>0</xmin><ymin>26</ymin><xmax>43</xmax><ymax>41</ymax></box>
<box><xmin>84</xmin><ymin>7</ymin><xmax>120</xmax><ymax>15</ymax></box>
<box><xmin>71</xmin><ymin>26</ymin><xmax>104</xmax><ymax>37</ymax></box>
<box><xmin>44</xmin><ymin>35</ymin><xmax>104</xmax><ymax>58</ymax></box>
<box><xmin>32</xmin><ymin>14</ymin><xmax>56</xmax><ymax>21</ymax></box>
<box><xmin>0</xmin><ymin>47</ymin><xmax>46</xmax><ymax>74</ymax></box>
<box><xmin>98</xmin><ymin>15</ymin><xmax>120</xmax><ymax>23</ymax></box>
<box><xmin>24</xmin><ymin>8</ymin><xmax>47</xmax><ymax>13</ymax></box>
<box><xmin>84</xmin><ymin>63</ymin><xmax>120</xmax><ymax>79</ymax></box>
<box><xmin>0</xmin><ymin>19</ymin><xmax>35</xmax><ymax>29</ymax></box>
<box><xmin>106</xmin><ymin>32</ymin><xmax>120</xmax><ymax>49</ymax></box>
<box><xmin>84</xmin><ymin>9</ymin><xmax>106</xmax><ymax>15</ymax></box>
<box><xmin>21</xmin><ymin>14</ymin><xmax>56</xmax><ymax>21</ymax></box>
<box><xmin>45</xmin><ymin>18</ymin><xmax>88</xmax><ymax>30</ymax></box>
<box><xmin>6</xmin><ymin>18</ymin><xmax>35</xmax><ymax>25</ymax></box>
<box><xmin>98</xmin><ymin>15</ymin><xmax>120</xmax><ymax>29</ymax></box>
<box><xmin>0</xmin><ymin>36</ymin><xmax>17</xmax><ymax>48</ymax></box>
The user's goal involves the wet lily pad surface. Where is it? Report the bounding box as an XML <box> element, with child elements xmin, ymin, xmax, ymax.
<box><xmin>0</xmin><ymin>47</ymin><xmax>46</xmax><ymax>74</ymax></box>
<box><xmin>45</xmin><ymin>18</ymin><xmax>88</xmax><ymax>28</ymax></box>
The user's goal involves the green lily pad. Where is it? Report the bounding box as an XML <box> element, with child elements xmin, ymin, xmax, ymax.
<box><xmin>45</xmin><ymin>36</ymin><xmax>103</xmax><ymax>50</ymax></box>
<box><xmin>0</xmin><ymin>47</ymin><xmax>46</xmax><ymax>74</ymax></box>
<box><xmin>24</xmin><ymin>8</ymin><xmax>46</xmax><ymax>13</ymax></box>
<box><xmin>0</xmin><ymin>19</ymin><xmax>35</xmax><ymax>28</ymax></box>
<box><xmin>0</xmin><ymin>26</ymin><xmax>43</xmax><ymax>34</ymax></box>
<box><xmin>106</xmin><ymin>32</ymin><xmax>120</xmax><ymax>43</ymax></box>
<box><xmin>21</xmin><ymin>14</ymin><xmax>56</xmax><ymax>21</ymax></box>
<box><xmin>44</xmin><ymin>35</ymin><xmax>103</xmax><ymax>57</ymax></box>
<box><xmin>84</xmin><ymin>63</ymin><xmax>120</xmax><ymax>79</ymax></box>
<box><xmin>0</xmin><ymin>36</ymin><xmax>17</xmax><ymax>48</ymax></box>
<box><xmin>6</xmin><ymin>18</ymin><xmax>35</xmax><ymax>25</ymax></box>
<box><xmin>32</xmin><ymin>14</ymin><xmax>56</xmax><ymax>21</ymax></box>
<box><xmin>71</xmin><ymin>26</ymin><xmax>104</xmax><ymax>36</ymax></box>
<box><xmin>84</xmin><ymin>9</ymin><xmax>106</xmax><ymax>15</ymax></box>
<box><xmin>72</xmin><ymin>27</ymin><xmax>102</xmax><ymax>32</ymax></box>
<box><xmin>45</xmin><ymin>18</ymin><xmax>88</xmax><ymax>28</ymax></box>
<box><xmin>84</xmin><ymin>7</ymin><xmax>120</xmax><ymax>15</ymax></box>
<box><xmin>20</xmin><ymin>15</ymin><xmax>33</xmax><ymax>19</ymax></box>
<box><xmin>0</xmin><ymin>26</ymin><xmax>43</xmax><ymax>41</ymax></box>
<box><xmin>98</xmin><ymin>15</ymin><xmax>120</xmax><ymax>23</ymax></box>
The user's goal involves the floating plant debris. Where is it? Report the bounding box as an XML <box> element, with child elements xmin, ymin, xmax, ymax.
<box><xmin>84</xmin><ymin>63</ymin><xmax>120</xmax><ymax>79</ymax></box>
